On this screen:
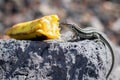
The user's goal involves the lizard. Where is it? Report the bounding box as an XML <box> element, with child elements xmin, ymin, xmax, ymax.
<box><xmin>60</xmin><ymin>23</ymin><xmax>114</xmax><ymax>79</ymax></box>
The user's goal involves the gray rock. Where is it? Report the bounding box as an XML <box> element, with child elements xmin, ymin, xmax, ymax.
<box><xmin>0</xmin><ymin>39</ymin><xmax>112</xmax><ymax>80</ymax></box>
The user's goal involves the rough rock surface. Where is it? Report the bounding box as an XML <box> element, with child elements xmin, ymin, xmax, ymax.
<box><xmin>0</xmin><ymin>39</ymin><xmax>112</xmax><ymax>80</ymax></box>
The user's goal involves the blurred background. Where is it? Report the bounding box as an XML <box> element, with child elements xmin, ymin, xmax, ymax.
<box><xmin>0</xmin><ymin>0</ymin><xmax>120</xmax><ymax>79</ymax></box>
<box><xmin>0</xmin><ymin>0</ymin><xmax>120</xmax><ymax>47</ymax></box>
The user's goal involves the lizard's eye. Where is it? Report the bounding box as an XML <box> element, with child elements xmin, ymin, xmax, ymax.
<box><xmin>59</xmin><ymin>23</ymin><xmax>78</xmax><ymax>41</ymax></box>
<box><xmin>93</xmin><ymin>33</ymin><xmax>100</xmax><ymax>39</ymax></box>
<box><xmin>71</xmin><ymin>25</ymin><xmax>75</xmax><ymax>29</ymax></box>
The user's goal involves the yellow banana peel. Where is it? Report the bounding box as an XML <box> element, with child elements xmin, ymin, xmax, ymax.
<box><xmin>6</xmin><ymin>15</ymin><xmax>60</xmax><ymax>40</ymax></box>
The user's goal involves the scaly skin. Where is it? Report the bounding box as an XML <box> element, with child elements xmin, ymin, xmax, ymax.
<box><xmin>60</xmin><ymin>23</ymin><xmax>114</xmax><ymax>79</ymax></box>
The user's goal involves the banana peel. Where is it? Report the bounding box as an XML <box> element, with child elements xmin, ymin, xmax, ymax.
<box><xmin>6</xmin><ymin>15</ymin><xmax>60</xmax><ymax>40</ymax></box>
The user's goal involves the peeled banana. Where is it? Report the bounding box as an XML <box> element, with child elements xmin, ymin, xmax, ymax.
<box><xmin>6</xmin><ymin>15</ymin><xmax>60</xmax><ymax>40</ymax></box>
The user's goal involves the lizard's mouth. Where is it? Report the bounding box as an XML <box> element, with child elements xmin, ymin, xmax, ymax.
<box><xmin>59</xmin><ymin>23</ymin><xmax>97</xmax><ymax>41</ymax></box>
<box><xmin>59</xmin><ymin>23</ymin><xmax>78</xmax><ymax>41</ymax></box>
